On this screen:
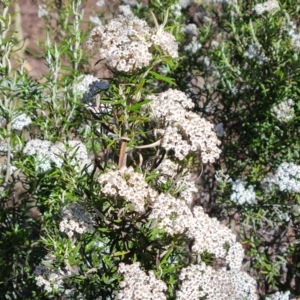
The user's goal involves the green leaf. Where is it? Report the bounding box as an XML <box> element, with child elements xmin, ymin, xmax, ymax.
<box><xmin>126</xmin><ymin>99</ymin><xmax>151</xmax><ymax>112</ymax></box>
<box><xmin>149</xmin><ymin>71</ymin><xmax>176</xmax><ymax>85</ymax></box>
<box><xmin>111</xmin><ymin>250</ymin><xmax>130</xmax><ymax>257</ymax></box>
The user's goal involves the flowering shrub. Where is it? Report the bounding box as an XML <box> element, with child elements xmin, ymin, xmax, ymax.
<box><xmin>1</xmin><ymin>0</ymin><xmax>300</xmax><ymax>299</ymax></box>
<box><xmin>166</xmin><ymin>0</ymin><xmax>300</xmax><ymax>297</ymax></box>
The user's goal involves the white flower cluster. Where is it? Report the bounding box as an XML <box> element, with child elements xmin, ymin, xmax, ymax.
<box><xmin>283</xmin><ymin>21</ymin><xmax>300</xmax><ymax>50</ymax></box>
<box><xmin>23</xmin><ymin>139</ymin><xmax>92</xmax><ymax>173</ymax></box>
<box><xmin>38</xmin><ymin>4</ymin><xmax>48</xmax><ymax>18</ymax></box>
<box><xmin>184</xmin><ymin>36</ymin><xmax>202</xmax><ymax>53</ymax></box>
<box><xmin>156</xmin><ymin>158</ymin><xmax>197</xmax><ymax>206</ymax></box>
<box><xmin>185</xmin><ymin>206</ymin><xmax>239</xmax><ymax>258</ymax></box>
<box><xmin>262</xmin><ymin>162</ymin><xmax>300</xmax><ymax>193</ymax></box>
<box><xmin>265</xmin><ymin>291</ymin><xmax>291</xmax><ymax>300</ymax></box>
<box><xmin>96</xmin><ymin>0</ymin><xmax>105</xmax><ymax>7</ymax></box>
<box><xmin>149</xmin><ymin>89</ymin><xmax>221</xmax><ymax>162</ymax></box>
<box><xmin>150</xmin><ymin>195</ymin><xmax>238</xmax><ymax>259</ymax></box>
<box><xmin>0</xmin><ymin>113</ymin><xmax>32</xmax><ymax>131</ymax></box>
<box><xmin>59</xmin><ymin>203</ymin><xmax>94</xmax><ymax>238</ymax></box>
<box><xmin>99</xmin><ymin>166</ymin><xmax>240</xmax><ymax>263</ymax></box>
<box><xmin>119</xmin><ymin>5</ymin><xmax>134</xmax><ymax>17</ymax></box>
<box><xmin>271</xmin><ymin>98</ymin><xmax>294</xmax><ymax>122</ymax></box>
<box><xmin>60</xmin><ymin>289</ymin><xmax>85</xmax><ymax>299</ymax></box>
<box><xmin>98</xmin><ymin>167</ymin><xmax>158</xmax><ymax>212</ymax></box>
<box><xmin>11</xmin><ymin>113</ymin><xmax>32</xmax><ymax>130</ymax></box>
<box><xmin>179</xmin><ymin>0</ymin><xmax>191</xmax><ymax>8</ymax></box>
<box><xmin>226</xmin><ymin>242</ymin><xmax>245</xmax><ymax>270</ymax></box>
<box><xmin>215</xmin><ymin>169</ymin><xmax>232</xmax><ymax>184</ymax></box>
<box><xmin>89</xmin><ymin>15</ymin><xmax>102</xmax><ymax>26</ymax></box>
<box><xmin>177</xmin><ymin>262</ymin><xmax>258</xmax><ymax>300</ymax></box>
<box><xmin>86</xmin><ymin>15</ymin><xmax>178</xmax><ymax>73</ymax></box>
<box><xmin>253</xmin><ymin>0</ymin><xmax>280</xmax><ymax>15</ymax></box>
<box><xmin>74</xmin><ymin>74</ymin><xmax>99</xmax><ymax>95</ymax></box>
<box><xmin>0</xmin><ymin>162</ymin><xmax>17</xmax><ymax>175</ymax></box>
<box><xmin>151</xmin><ymin>29</ymin><xmax>179</xmax><ymax>58</ymax></box>
<box><xmin>170</xmin><ymin>4</ymin><xmax>182</xmax><ymax>18</ymax></box>
<box><xmin>34</xmin><ymin>263</ymin><xmax>71</xmax><ymax>293</ymax></box>
<box><xmin>215</xmin><ymin>122</ymin><xmax>225</xmax><ymax>137</ymax></box>
<box><xmin>0</xmin><ymin>142</ymin><xmax>8</xmax><ymax>152</ymax></box>
<box><xmin>116</xmin><ymin>262</ymin><xmax>167</xmax><ymax>300</ymax></box>
<box><xmin>121</xmin><ymin>0</ymin><xmax>138</xmax><ymax>6</ymax></box>
<box><xmin>149</xmin><ymin>192</ymin><xmax>194</xmax><ymax>234</ymax></box>
<box><xmin>181</xmin><ymin>23</ymin><xmax>198</xmax><ymax>36</ymax></box>
<box><xmin>244</xmin><ymin>44</ymin><xmax>269</xmax><ymax>64</ymax></box>
<box><xmin>230</xmin><ymin>179</ymin><xmax>256</xmax><ymax>205</ymax></box>
<box><xmin>97</xmin><ymin>166</ymin><xmax>258</xmax><ymax>296</ymax></box>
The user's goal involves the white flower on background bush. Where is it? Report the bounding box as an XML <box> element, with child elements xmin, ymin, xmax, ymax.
<box><xmin>0</xmin><ymin>113</ymin><xmax>32</xmax><ymax>131</ymax></box>
<box><xmin>11</xmin><ymin>113</ymin><xmax>32</xmax><ymax>130</ymax></box>
<box><xmin>23</xmin><ymin>139</ymin><xmax>93</xmax><ymax>173</ymax></box>
<box><xmin>215</xmin><ymin>169</ymin><xmax>232</xmax><ymax>184</ymax></box>
<box><xmin>170</xmin><ymin>4</ymin><xmax>182</xmax><ymax>18</ymax></box>
<box><xmin>116</xmin><ymin>262</ymin><xmax>167</xmax><ymax>300</ymax></box>
<box><xmin>149</xmin><ymin>89</ymin><xmax>221</xmax><ymax>162</ymax></box>
<box><xmin>262</xmin><ymin>162</ymin><xmax>300</xmax><ymax>193</ymax></box>
<box><xmin>176</xmin><ymin>262</ymin><xmax>257</xmax><ymax>300</ymax></box>
<box><xmin>34</xmin><ymin>256</ymin><xmax>72</xmax><ymax>293</ymax></box>
<box><xmin>23</xmin><ymin>139</ymin><xmax>52</xmax><ymax>171</ymax></box>
<box><xmin>181</xmin><ymin>23</ymin><xmax>198</xmax><ymax>36</ymax></box>
<box><xmin>121</xmin><ymin>0</ymin><xmax>138</xmax><ymax>6</ymax></box>
<box><xmin>86</xmin><ymin>15</ymin><xmax>178</xmax><ymax>73</ymax></box>
<box><xmin>184</xmin><ymin>36</ymin><xmax>202</xmax><ymax>53</ymax></box>
<box><xmin>283</xmin><ymin>21</ymin><xmax>300</xmax><ymax>50</ymax></box>
<box><xmin>244</xmin><ymin>44</ymin><xmax>269</xmax><ymax>64</ymax></box>
<box><xmin>119</xmin><ymin>5</ymin><xmax>134</xmax><ymax>17</ymax></box>
<box><xmin>53</xmin><ymin>140</ymin><xmax>93</xmax><ymax>173</ymax></box>
<box><xmin>0</xmin><ymin>162</ymin><xmax>17</xmax><ymax>174</ymax></box>
<box><xmin>271</xmin><ymin>98</ymin><xmax>294</xmax><ymax>122</ymax></box>
<box><xmin>89</xmin><ymin>15</ymin><xmax>102</xmax><ymax>26</ymax></box>
<box><xmin>178</xmin><ymin>0</ymin><xmax>191</xmax><ymax>8</ymax></box>
<box><xmin>37</xmin><ymin>4</ymin><xmax>48</xmax><ymax>18</ymax></box>
<box><xmin>230</xmin><ymin>179</ymin><xmax>256</xmax><ymax>205</ymax></box>
<box><xmin>59</xmin><ymin>203</ymin><xmax>94</xmax><ymax>238</ymax></box>
<box><xmin>215</xmin><ymin>122</ymin><xmax>225</xmax><ymax>137</ymax></box>
<box><xmin>253</xmin><ymin>0</ymin><xmax>280</xmax><ymax>15</ymax></box>
<box><xmin>265</xmin><ymin>290</ymin><xmax>291</xmax><ymax>300</ymax></box>
<box><xmin>99</xmin><ymin>166</ymin><xmax>158</xmax><ymax>212</ymax></box>
<box><xmin>95</xmin><ymin>0</ymin><xmax>105</xmax><ymax>7</ymax></box>
<box><xmin>0</xmin><ymin>142</ymin><xmax>8</xmax><ymax>153</ymax></box>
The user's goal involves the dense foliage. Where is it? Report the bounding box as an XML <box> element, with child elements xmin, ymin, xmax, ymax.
<box><xmin>0</xmin><ymin>0</ymin><xmax>299</xmax><ymax>299</ymax></box>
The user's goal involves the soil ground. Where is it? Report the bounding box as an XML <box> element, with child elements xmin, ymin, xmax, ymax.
<box><xmin>16</xmin><ymin>0</ymin><xmax>119</xmax><ymax>79</ymax></box>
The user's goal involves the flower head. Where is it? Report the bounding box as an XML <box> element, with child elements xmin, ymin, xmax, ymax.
<box><xmin>87</xmin><ymin>15</ymin><xmax>178</xmax><ymax>73</ymax></box>
<box><xmin>254</xmin><ymin>0</ymin><xmax>280</xmax><ymax>15</ymax></box>
<box><xmin>116</xmin><ymin>262</ymin><xmax>167</xmax><ymax>300</ymax></box>
<box><xmin>149</xmin><ymin>89</ymin><xmax>221</xmax><ymax>162</ymax></box>
<box><xmin>11</xmin><ymin>113</ymin><xmax>32</xmax><ymax>130</ymax></box>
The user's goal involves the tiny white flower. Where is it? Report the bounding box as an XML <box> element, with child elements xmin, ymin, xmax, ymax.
<box><xmin>230</xmin><ymin>179</ymin><xmax>256</xmax><ymax>205</ymax></box>
<box><xmin>96</xmin><ymin>0</ymin><xmax>105</xmax><ymax>7</ymax></box>
<box><xmin>271</xmin><ymin>98</ymin><xmax>294</xmax><ymax>122</ymax></box>
<box><xmin>12</xmin><ymin>113</ymin><xmax>32</xmax><ymax>130</ymax></box>
<box><xmin>253</xmin><ymin>0</ymin><xmax>280</xmax><ymax>15</ymax></box>
<box><xmin>38</xmin><ymin>4</ymin><xmax>48</xmax><ymax>18</ymax></box>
